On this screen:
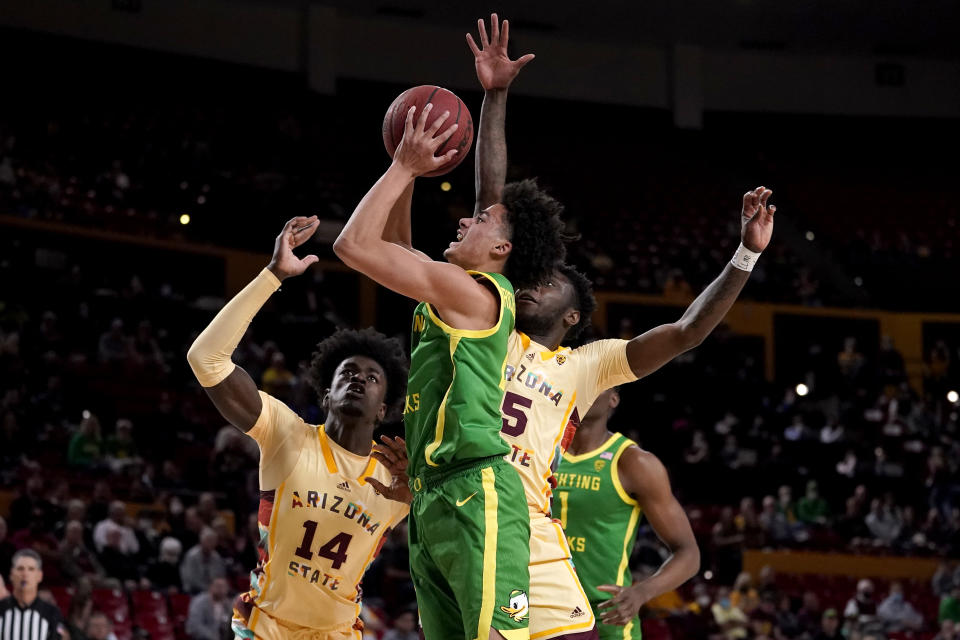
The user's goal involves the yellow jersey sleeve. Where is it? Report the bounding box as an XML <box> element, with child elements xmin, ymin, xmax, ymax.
<box><xmin>247</xmin><ymin>391</ymin><xmax>310</xmax><ymax>490</ymax></box>
<box><xmin>572</xmin><ymin>339</ymin><xmax>638</xmax><ymax>407</ymax></box>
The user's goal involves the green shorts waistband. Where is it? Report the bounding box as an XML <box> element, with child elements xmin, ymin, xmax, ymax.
<box><xmin>410</xmin><ymin>455</ymin><xmax>505</xmax><ymax>493</ymax></box>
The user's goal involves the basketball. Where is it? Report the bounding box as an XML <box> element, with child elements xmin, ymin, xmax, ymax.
<box><xmin>382</xmin><ymin>85</ymin><xmax>473</xmax><ymax>177</ymax></box>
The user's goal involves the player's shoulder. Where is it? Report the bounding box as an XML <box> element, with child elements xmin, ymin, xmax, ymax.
<box><xmin>616</xmin><ymin>441</ymin><xmax>667</xmax><ymax>480</ymax></box>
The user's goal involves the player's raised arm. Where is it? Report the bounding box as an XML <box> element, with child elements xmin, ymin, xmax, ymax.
<box><xmin>596</xmin><ymin>448</ymin><xmax>700</xmax><ymax>626</ymax></box>
<box><xmin>624</xmin><ymin>187</ymin><xmax>776</xmax><ymax>379</ymax></box>
<box><xmin>187</xmin><ymin>216</ymin><xmax>320</xmax><ymax>431</ymax></box>
<box><xmin>468</xmin><ymin>13</ymin><xmax>535</xmax><ymax>213</ymax></box>
<box><xmin>334</xmin><ymin>105</ymin><xmax>500</xmax><ymax>328</ymax></box>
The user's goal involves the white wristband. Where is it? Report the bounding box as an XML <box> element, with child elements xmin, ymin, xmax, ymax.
<box><xmin>731</xmin><ymin>243</ymin><xmax>761</xmax><ymax>272</ymax></box>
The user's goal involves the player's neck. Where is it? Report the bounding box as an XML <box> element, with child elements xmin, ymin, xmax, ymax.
<box><xmin>324</xmin><ymin>414</ymin><xmax>375</xmax><ymax>457</ymax></box>
<box><xmin>524</xmin><ymin>326</ymin><xmax>566</xmax><ymax>352</ymax></box>
<box><xmin>567</xmin><ymin>419</ymin><xmax>614</xmax><ymax>455</ymax></box>
<box><xmin>13</xmin><ymin>589</ymin><xmax>37</xmax><ymax>608</ymax></box>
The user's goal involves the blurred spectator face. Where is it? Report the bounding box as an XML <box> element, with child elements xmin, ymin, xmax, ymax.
<box><xmin>10</xmin><ymin>554</ymin><xmax>43</xmax><ymax>592</ymax></box>
<box><xmin>92</xmin><ymin>481</ymin><xmax>111</xmax><ymax>502</ymax></box>
<box><xmin>822</xmin><ymin>610</ymin><xmax>839</xmax><ymax>634</ymax></box>
<box><xmin>109</xmin><ymin>501</ymin><xmax>126</xmax><ymax>523</ymax></box>
<box><xmin>210</xmin><ymin>577</ymin><xmax>228</xmax><ymax>601</ymax></box>
<box><xmin>719</xmin><ymin>507</ymin><xmax>734</xmax><ymax>526</ymax></box>
<box><xmin>394</xmin><ymin>611</ymin><xmax>416</xmax><ymax>632</ymax></box>
<box><xmin>200</xmin><ymin>528</ymin><xmax>218</xmax><ymax>552</ymax></box>
<box><xmin>185</xmin><ymin>507</ymin><xmax>202</xmax><ymax>532</ymax></box>
<box><xmin>198</xmin><ymin>492</ymin><xmax>216</xmax><ymax>518</ymax></box>
<box><xmin>856</xmin><ymin>579</ymin><xmax>874</xmax><ymax>603</ymax></box>
<box><xmin>717</xmin><ymin>587</ymin><xmax>733</xmax><ymax>609</ymax></box>
<box><xmin>25</xmin><ymin>475</ymin><xmax>44</xmax><ymax>497</ymax></box>
<box><xmin>778</xmin><ymin>486</ymin><xmax>792</xmax><ymax>504</ymax></box>
<box><xmin>159</xmin><ymin>537</ymin><xmax>182</xmax><ymax>563</ymax></box>
<box><xmin>66</xmin><ymin>499</ymin><xmax>87</xmax><ymax>522</ymax></box>
<box><xmin>940</xmin><ymin>620</ymin><xmax>955</xmax><ymax>638</ymax></box>
<box><xmin>869</xmin><ymin>498</ymin><xmax>882</xmax><ymax>515</ymax></box>
<box><xmin>740</xmin><ymin>497</ymin><xmax>756</xmax><ymax>517</ymax></box>
<box><xmin>86</xmin><ymin>613</ymin><xmax>112</xmax><ymax>640</ymax></box>
<box><xmin>109</xmin><ymin>319</ymin><xmax>124</xmax><ymax>337</ymax></box>
<box><xmin>212</xmin><ymin>517</ymin><xmax>230</xmax><ymax>542</ymax></box>
<box><xmin>105</xmin><ymin>526</ymin><xmax>124</xmax><ymax>550</ymax></box>
<box><xmin>115</xmin><ymin>419</ymin><xmax>133</xmax><ymax>440</ymax></box>
<box><xmin>802</xmin><ymin>591</ymin><xmax>819</xmax><ymax>611</ymax></box>
<box><xmin>806</xmin><ymin>481</ymin><xmax>818</xmax><ymax>500</ymax></box>
<box><xmin>888</xmin><ymin>582</ymin><xmax>903</xmax><ymax>601</ymax></box>
<box><xmin>762</xmin><ymin>496</ymin><xmax>776</xmax><ymax>513</ymax></box>
<box><xmin>65</xmin><ymin>521</ymin><xmax>84</xmax><ymax>545</ymax></box>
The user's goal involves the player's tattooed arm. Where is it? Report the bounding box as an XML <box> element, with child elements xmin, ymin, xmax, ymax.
<box><xmin>468</xmin><ymin>13</ymin><xmax>535</xmax><ymax>212</ymax></box>
<box><xmin>189</xmin><ymin>217</ymin><xmax>320</xmax><ymax>432</ymax></box>
<box><xmin>624</xmin><ymin>187</ymin><xmax>775</xmax><ymax>379</ymax></box>
<box><xmin>597</xmin><ymin>447</ymin><xmax>700</xmax><ymax>626</ymax></box>
<box><xmin>335</xmin><ymin>105</ymin><xmax>499</xmax><ymax>329</ymax></box>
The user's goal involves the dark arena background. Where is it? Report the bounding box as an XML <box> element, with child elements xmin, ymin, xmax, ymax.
<box><xmin>1</xmin><ymin>1</ymin><xmax>959</xmax><ymax>640</ymax></box>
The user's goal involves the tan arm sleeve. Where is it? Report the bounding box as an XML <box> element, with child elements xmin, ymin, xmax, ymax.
<box><xmin>248</xmin><ymin>391</ymin><xmax>310</xmax><ymax>491</ymax></box>
<box><xmin>186</xmin><ymin>268</ymin><xmax>281</xmax><ymax>387</ymax></box>
<box><xmin>574</xmin><ymin>339</ymin><xmax>639</xmax><ymax>406</ymax></box>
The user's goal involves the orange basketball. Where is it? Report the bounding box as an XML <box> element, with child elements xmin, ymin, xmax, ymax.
<box><xmin>382</xmin><ymin>85</ymin><xmax>473</xmax><ymax>177</ymax></box>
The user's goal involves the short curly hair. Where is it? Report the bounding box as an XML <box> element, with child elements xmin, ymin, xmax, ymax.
<box><xmin>557</xmin><ymin>263</ymin><xmax>597</xmax><ymax>340</ymax></box>
<box><xmin>501</xmin><ymin>179</ymin><xmax>569</xmax><ymax>290</ymax></box>
<box><xmin>307</xmin><ymin>328</ymin><xmax>408</xmax><ymax>418</ymax></box>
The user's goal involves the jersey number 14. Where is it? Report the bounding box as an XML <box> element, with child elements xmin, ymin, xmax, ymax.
<box><xmin>295</xmin><ymin>520</ymin><xmax>353</xmax><ymax>569</ymax></box>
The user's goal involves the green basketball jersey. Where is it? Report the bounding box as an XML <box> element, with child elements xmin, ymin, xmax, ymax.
<box><xmin>404</xmin><ymin>271</ymin><xmax>516</xmax><ymax>479</ymax></box>
<box><xmin>554</xmin><ymin>432</ymin><xmax>643</xmax><ymax>640</ymax></box>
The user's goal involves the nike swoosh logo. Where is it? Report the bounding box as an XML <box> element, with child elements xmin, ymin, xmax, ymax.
<box><xmin>455</xmin><ymin>492</ymin><xmax>478</xmax><ymax>507</ymax></box>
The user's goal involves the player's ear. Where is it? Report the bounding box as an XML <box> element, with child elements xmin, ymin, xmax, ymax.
<box><xmin>563</xmin><ymin>308</ymin><xmax>580</xmax><ymax>331</ymax></box>
<box><xmin>321</xmin><ymin>390</ymin><xmax>331</xmax><ymax>411</ymax></box>
<box><xmin>491</xmin><ymin>239</ymin><xmax>512</xmax><ymax>258</ymax></box>
<box><xmin>376</xmin><ymin>403</ymin><xmax>387</xmax><ymax>423</ymax></box>
<box><xmin>609</xmin><ymin>390</ymin><xmax>621</xmax><ymax>410</ymax></box>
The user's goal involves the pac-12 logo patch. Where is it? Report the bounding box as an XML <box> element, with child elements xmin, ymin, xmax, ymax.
<box><xmin>556</xmin><ymin>354</ymin><xmax>567</xmax><ymax>366</ymax></box>
<box><xmin>500</xmin><ymin>589</ymin><xmax>529</xmax><ymax>622</ymax></box>
<box><xmin>594</xmin><ymin>459</ymin><xmax>606</xmax><ymax>471</ymax></box>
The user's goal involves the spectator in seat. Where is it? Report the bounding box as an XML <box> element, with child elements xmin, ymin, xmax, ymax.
<box><xmin>104</xmin><ymin>419</ymin><xmax>141</xmax><ymax>473</ymax></box>
<box><xmin>814</xmin><ymin>608</ymin><xmax>842</xmax><ymax>640</ymax></box>
<box><xmin>731</xmin><ymin>572</ymin><xmax>759</xmax><ymax>614</ymax></box>
<box><xmin>59</xmin><ymin>520</ymin><xmax>112</xmax><ymax>589</ymax></box>
<box><xmin>712</xmin><ymin>586</ymin><xmax>749</xmax><ymax>640</ymax></box>
<box><xmin>736</xmin><ymin>497</ymin><xmax>766</xmax><ymax>548</ymax></box>
<box><xmin>797</xmin><ymin>480</ymin><xmax>829</xmax><ymax>525</ymax></box>
<box><xmin>65</xmin><ymin>590</ymin><xmax>93</xmax><ymax>640</ymax></box>
<box><xmin>933</xmin><ymin>562</ymin><xmax>958</xmax><ymax>597</ymax></box>
<box><xmin>180</xmin><ymin>527</ymin><xmax>226</xmax><ymax>595</ymax></box>
<box><xmin>877</xmin><ymin>582</ymin><xmax>923</xmax><ymax>631</ymax></box>
<box><xmin>749</xmin><ymin>592</ymin><xmax>778</xmax><ymax>638</ymax></box>
<box><xmin>775</xmin><ymin>593</ymin><xmax>801</xmax><ymax>638</ymax></box>
<box><xmin>941</xmin><ymin>585</ymin><xmax>960</xmax><ymax>624</ymax></box>
<box><xmin>261</xmin><ymin>352</ymin><xmax>295</xmax><ymax>400</ymax></box>
<box><xmin>9</xmin><ymin>475</ymin><xmax>50</xmax><ymax>531</ymax></box>
<box><xmin>382</xmin><ymin>609</ymin><xmax>419</xmax><ymax>640</ymax></box>
<box><xmin>712</xmin><ymin>507</ymin><xmax>745</xmax><ymax>585</ymax></box>
<box><xmin>845</xmin><ymin>579</ymin><xmax>879</xmax><ymax>631</ymax></box>
<box><xmin>68</xmin><ymin>413</ymin><xmax>104</xmax><ymax>470</ymax></box>
<box><xmin>186</xmin><ymin>577</ymin><xmax>232</xmax><ymax>640</ymax></box>
<box><xmin>760</xmin><ymin>495</ymin><xmax>790</xmax><ymax>543</ymax></box>
<box><xmin>865</xmin><ymin>498</ymin><xmax>902</xmax><ymax>546</ymax></box>
<box><xmin>796</xmin><ymin>591</ymin><xmax>821</xmax><ymax>636</ymax></box>
<box><xmin>934</xmin><ymin>619</ymin><xmax>957</xmax><ymax>640</ymax></box>
<box><xmin>93</xmin><ymin>502</ymin><xmax>139</xmax><ymax>556</ymax></box>
<box><xmin>143</xmin><ymin>537</ymin><xmax>183</xmax><ymax>592</ymax></box>
<box><xmin>98</xmin><ymin>318</ymin><xmax>130</xmax><ymax>364</ymax></box>
<box><xmin>85</xmin><ymin>611</ymin><xmax>118</xmax><ymax>640</ymax></box>
<box><xmin>97</xmin><ymin>524</ymin><xmax>138</xmax><ymax>587</ymax></box>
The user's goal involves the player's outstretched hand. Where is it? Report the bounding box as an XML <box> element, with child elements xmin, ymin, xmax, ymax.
<box><xmin>741</xmin><ymin>186</ymin><xmax>776</xmax><ymax>253</ymax></box>
<box><xmin>368</xmin><ymin>435</ymin><xmax>412</xmax><ymax>505</ymax></box>
<box><xmin>597</xmin><ymin>583</ymin><xmax>651</xmax><ymax>626</ymax></box>
<box><xmin>467</xmin><ymin>13</ymin><xmax>535</xmax><ymax>91</ymax></box>
<box><xmin>267</xmin><ymin>215</ymin><xmax>320</xmax><ymax>280</ymax></box>
<box><xmin>392</xmin><ymin>104</ymin><xmax>459</xmax><ymax>178</ymax></box>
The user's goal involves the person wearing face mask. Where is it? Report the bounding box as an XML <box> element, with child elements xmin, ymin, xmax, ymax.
<box><xmin>712</xmin><ymin>587</ymin><xmax>749</xmax><ymax>640</ymax></box>
<box><xmin>877</xmin><ymin>582</ymin><xmax>924</xmax><ymax>632</ymax></box>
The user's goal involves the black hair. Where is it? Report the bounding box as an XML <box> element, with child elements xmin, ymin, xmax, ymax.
<box><xmin>308</xmin><ymin>328</ymin><xmax>408</xmax><ymax>417</ymax></box>
<box><xmin>501</xmin><ymin>179</ymin><xmax>569</xmax><ymax>290</ymax></box>
<box><xmin>556</xmin><ymin>263</ymin><xmax>597</xmax><ymax>340</ymax></box>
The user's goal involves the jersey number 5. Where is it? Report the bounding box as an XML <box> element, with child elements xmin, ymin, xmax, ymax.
<box><xmin>295</xmin><ymin>521</ymin><xmax>352</xmax><ymax>569</ymax></box>
<box><xmin>501</xmin><ymin>391</ymin><xmax>533</xmax><ymax>437</ymax></box>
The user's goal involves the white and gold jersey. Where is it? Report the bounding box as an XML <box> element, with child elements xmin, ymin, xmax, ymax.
<box><xmin>500</xmin><ymin>332</ymin><xmax>637</xmax><ymax>515</ymax></box>
<box><xmin>234</xmin><ymin>392</ymin><xmax>409</xmax><ymax>637</ymax></box>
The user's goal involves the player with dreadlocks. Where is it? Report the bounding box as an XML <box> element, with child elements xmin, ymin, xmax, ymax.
<box><xmin>187</xmin><ymin>216</ymin><xmax>411</xmax><ymax>640</ymax></box>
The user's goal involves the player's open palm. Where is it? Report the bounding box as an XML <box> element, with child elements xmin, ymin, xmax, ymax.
<box><xmin>393</xmin><ymin>104</ymin><xmax>459</xmax><ymax>177</ymax></box>
<box><xmin>268</xmin><ymin>216</ymin><xmax>320</xmax><ymax>280</ymax></box>
<box><xmin>741</xmin><ymin>186</ymin><xmax>776</xmax><ymax>252</ymax></box>
<box><xmin>467</xmin><ymin>13</ymin><xmax>535</xmax><ymax>90</ymax></box>
<box><xmin>368</xmin><ymin>435</ymin><xmax>412</xmax><ymax>505</ymax></box>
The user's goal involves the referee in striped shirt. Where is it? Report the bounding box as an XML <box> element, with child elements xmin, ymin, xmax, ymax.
<box><xmin>0</xmin><ymin>550</ymin><xmax>65</xmax><ymax>640</ymax></box>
